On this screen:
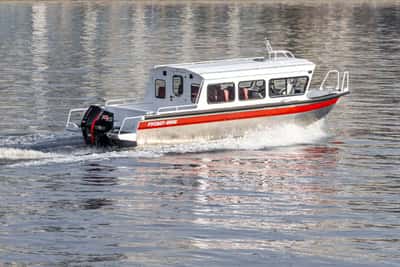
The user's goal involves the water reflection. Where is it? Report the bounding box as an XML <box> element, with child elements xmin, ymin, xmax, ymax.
<box><xmin>133</xmin><ymin>143</ymin><xmax>399</xmax><ymax>263</ymax></box>
<box><xmin>144</xmin><ymin>148</ymin><xmax>333</xmax><ymax>218</ymax></box>
<box><xmin>80</xmin><ymin>198</ymin><xmax>113</xmax><ymax>210</ymax></box>
<box><xmin>1</xmin><ymin>0</ymin><xmax>400</xmax><ymax>266</ymax></box>
<box><xmin>81</xmin><ymin>163</ymin><xmax>118</xmax><ymax>186</ymax></box>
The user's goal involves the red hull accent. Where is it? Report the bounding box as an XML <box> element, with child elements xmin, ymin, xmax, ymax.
<box><xmin>138</xmin><ymin>97</ymin><xmax>339</xmax><ymax>130</ymax></box>
<box><xmin>90</xmin><ymin>114</ymin><xmax>101</xmax><ymax>144</ymax></box>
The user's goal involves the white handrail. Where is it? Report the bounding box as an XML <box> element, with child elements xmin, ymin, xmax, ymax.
<box><xmin>118</xmin><ymin>115</ymin><xmax>144</xmax><ymax>135</ymax></box>
<box><xmin>65</xmin><ymin>108</ymin><xmax>87</xmax><ymax>129</ymax></box>
<box><xmin>264</xmin><ymin>39</ymin><xmax>295</xmax><ymax>61</ymax></box>
<box><xmin>320</xmin><ymin>70</ymin><xmax>339</xmax><ymax>90</ymax></box>
<box><xmin>341</xmin><ymin>71</ymin><xmax>349</xmax><ymax>92</ymax></box>
<box><xmin>320</xmin><ymin>70</ymin><xmax>350</xmax><ymax>92</ymax></box>
<box><xmin>124</xmin><ymin>107</ymin><xmax>154</xmax><ymax>114</ymax></box>
<box><xmin>157</xmin><ymin>104</ymin><xmax>198</xmax><ymax>114</ymax></box>
<box><xmin>269</xmin><ymin>50</ymin><xmax>295</xmax><ymax>60</ymax></box>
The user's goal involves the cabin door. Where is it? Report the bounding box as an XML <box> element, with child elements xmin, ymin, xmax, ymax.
<box><xmin>170</xmin><ymin>71</ymin><xmax>191</xmax><ymax>105</ymax></box>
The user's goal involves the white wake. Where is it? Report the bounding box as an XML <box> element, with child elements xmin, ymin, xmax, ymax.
<box><xmin>0</xmin><ymin>148</ymin><xmax>57</xmax><ymax>160</ymax></box>
<box><xmin>151</xmin><ymin>120</ymin><xmax>328</xmax><ymax>154</ymax></box>
<box><xmin>2</xmin><ymin>120</ymin><xmax>328</xmax><ymax>167</ymax></box>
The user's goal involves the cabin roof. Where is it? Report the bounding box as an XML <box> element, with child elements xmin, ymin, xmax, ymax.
<box><xmin>155</xmin><ymin>57</ymin><xmax>315</xmax><ymax>80</ymax></box>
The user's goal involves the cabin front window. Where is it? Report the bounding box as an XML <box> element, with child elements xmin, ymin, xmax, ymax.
<box><xmin>269</xmin><ymin>76</ymin><xmax>308</xmax><ymax>97</ymax></box>
<box><xmin>173</xmin><ymin>75</ymin><xmax>184</xmax><ymax>96</ymax></box>
<box><xmin>207</xmin><ymin>82</ymin><xmax>235</xmax><ymax>104</ymax></box>
<box><xmin>155</xmin><ymin>79</ymin><xmax>166</xmax><ymax>99</ymax></box>
<box><xmin>239</xmin><ymin>80</ymin><xmax>266</xmax><ymax>101</ymax></box>
<box><xmin>191</xmin><ymin>83</ymin><xmax>200</xmax><ymax>103</ymax></box>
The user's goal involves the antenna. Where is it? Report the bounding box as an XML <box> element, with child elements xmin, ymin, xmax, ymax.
<box><xmin>265</xmin><ymin>38</ymin><xmax>273</xmax><ymax>60</ymax></box>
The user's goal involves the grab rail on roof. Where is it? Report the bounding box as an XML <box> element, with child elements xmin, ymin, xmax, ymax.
<box><xmin>267</xmin><ymin>50</ymin><xmax>295</xmax><ymax>60</ymax></box>
<box><xmin>264</xmin><ymin>39</ymin><xmax>295</xmax><ymax>61</ymax></box>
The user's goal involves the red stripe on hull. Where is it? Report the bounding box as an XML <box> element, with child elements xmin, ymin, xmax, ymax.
<box><xmin>138</xmin><ymin>97</ymin><xmax>339</xmax><ymax>130</ymax></box>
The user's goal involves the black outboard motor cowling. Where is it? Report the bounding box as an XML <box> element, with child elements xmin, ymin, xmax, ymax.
<box><xmin>81</xmin><ymin>105</ymin><xmax>114</xmax><ymax>146</ymax></box>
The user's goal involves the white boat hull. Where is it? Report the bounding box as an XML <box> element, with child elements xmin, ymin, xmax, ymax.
<box><xmin>109</xmin><ymin>93</ymin><xmax>342</xmax><ymax>146</ymax></box>
<box><xmin>135</xmin><ymin>105</ymin><xmax>333</xmax><ymax>145</ymax></box>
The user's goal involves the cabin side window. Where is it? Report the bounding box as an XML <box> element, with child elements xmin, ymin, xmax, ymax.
<box><xmin>191</xmin><ymin>83</ymin><xmax>200</xmax><ymax>103</ymax></box>
<box><xmin>155</xmin><ymin>79</ymin><xmax>166</xmax><ymax>99</ymax></box>
<box><xmin>239</xmin><ymin>80</ymin><xmax>266</xmax><ymax>101</ymax></box>
<box><xmin>207</xmin><ymin>82</ymin><xmax>235</xmax><ymax>104</ymax></box>
<box><xmin>269</xmin><ymin>76</ymin><xmax>309</xmax><ymax>97</ymax></box>
<box><xmin>173</xmin><ymin>75</ymin><xmax>184</xmax><ymax>96</ymax></box>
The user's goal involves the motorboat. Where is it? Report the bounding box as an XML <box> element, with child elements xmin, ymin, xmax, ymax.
<box><xmin>66</xmin><ymin>41</ymin><xmax>349</xmax><ymax>146</ymax></box>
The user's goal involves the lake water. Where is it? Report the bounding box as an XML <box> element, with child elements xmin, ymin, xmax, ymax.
<box><xmin>0</xmin><ymin>1</ymin><xmax>399</xmax><ymax>266</ymax></box>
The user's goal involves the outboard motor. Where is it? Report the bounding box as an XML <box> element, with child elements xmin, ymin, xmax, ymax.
<box><xmin>80</xmin><ymin>105</ymin><xmax>114</xmax><ymax>146</ymax></box>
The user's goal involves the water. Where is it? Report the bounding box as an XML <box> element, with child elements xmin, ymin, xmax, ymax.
<box><xmin>1</xmin><ymin>1</ymin><xmax>399</xmax><ymax>266</ymax></box>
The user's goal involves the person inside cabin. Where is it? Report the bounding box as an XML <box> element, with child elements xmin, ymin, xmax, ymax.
<box><xmin>217</xmin><ymin>85</ymin><xmax>225</xmax><ymax>102</ymax></box>
<box><xmin>191</xmin><ymin>84</ymin><xmax>200</xmax><ymax>103</ymax></box>
<box><xmin>208</xmin><ymin>83</ymin><xmax>234</xmax><ymax>103</ymax></box>
<box><xmin>155</xmin><ymin>79</ymin><xmax>166</xmax><ymax>99</ymax></box>
<box><xmin>239</xmin><ymin>80</ymin><xmax>265</xmax><ymax>100</ymax></box>
<box><xmin>208</xmin><ymin>84</ymin><xmax>219</xmax><ymax>103</ymax></box>
<box><xmin>223</xmin><ymin>86</ymin><xmax>230</xmax><ymax>102</ymax></box>
<box><xmin>241</xmin><ymin>87</ymin><xmax>249</xmax><ymax>100</ymax></box>
<box><xmin>219</xmin><ymin>84</ymin><xmax>234</xmax><ymax>102</ymax></box>
<box><xmin>254</xmin><ymin>80</ymin><xmax>266</xmax><ymax>98</ymax></box>
<box><xmin>291</xmin><ymin>78</ymin><xmax>302</xmax><ymax>94</ymax></box>
<box><xmin>226</xmin><ymin>85</ymin><xmax>234</xmax><ymax>101</ymax></box>
<box><xmin>287</xmin><ymin>79</ymin><xmax>294</xmax><ymax>95</ymax></box>
<box><xmin>158</xmin><ymin>85</ymin><xmax>166</xmax><ymax>98</ymax></box>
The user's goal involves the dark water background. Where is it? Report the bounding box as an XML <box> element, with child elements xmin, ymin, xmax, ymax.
<box><xmin>0</xmin><ymin>1</ymin><xmax>399</xmax><ymax>266</ymax></box>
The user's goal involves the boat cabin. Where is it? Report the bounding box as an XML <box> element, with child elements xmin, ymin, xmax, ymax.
<box><xmin>143</xmin><ymin>54</ymin><xmax>316</xmax><ymax>112</ymax></box>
